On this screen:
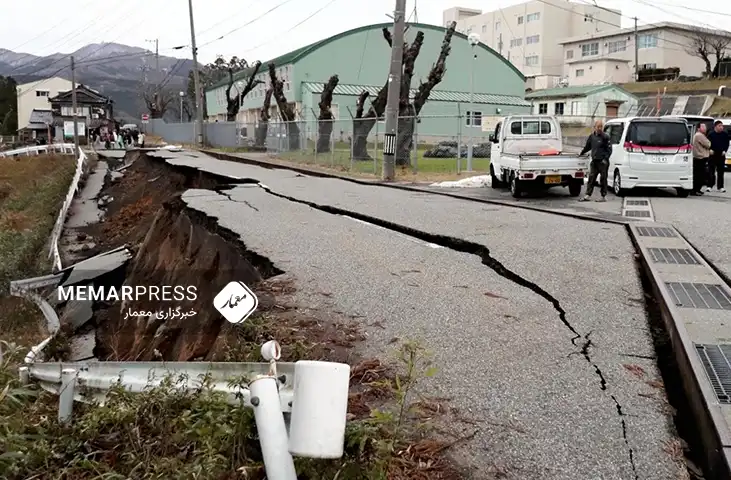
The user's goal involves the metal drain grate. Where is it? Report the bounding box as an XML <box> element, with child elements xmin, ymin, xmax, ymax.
<box><xmin>694</xmin><ymin>344</ymin><xmax>731</xmax><ymax>404</ymax></box>
<box><xmin>665</xmin><ymin>282</ymin><xmax>731</xmax><ymax>310</ymax></box>
<box><xmin>624</xmin><ymin>210</ymin><xmax>651</xmax><ymax>218</ymax></box>
<box><xmin>636</xmin><ymin>226</ymin><xmax>676</xmax><ymax>237</ymax></box>
<box><xmin>626</xmin><ymin>200</ymin><xmax>649</xmax><ymax>206</ymax></box>
<box><xmin>648</xmin><ymin>248</ymin><xmax>699</xmax><ymax>265</ymax></box>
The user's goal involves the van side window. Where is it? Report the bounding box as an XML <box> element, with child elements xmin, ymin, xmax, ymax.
<box><xmin>510</xmin><ymin>122</ymin><xmax>522</xmax><ymax>134</ymax></box>
<box><xmin>604</xmin><ymin>124</ymin><xmax>624</xmax><ymax>144</ymax></box>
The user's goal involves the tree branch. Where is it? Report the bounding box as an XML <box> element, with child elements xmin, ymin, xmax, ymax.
<box><xmin>355</xmin><ymin>91</ymin><xmax>370</xmax><ymax>119</ymax></box>
<box><xmin>413</xmin><ymin>21</ymin><xmax>456</xmax><ymax>114</ymax></box>
<box><xmin>318</xmin><ymin>75</ymin><xmax>339</xmax><ymax>120</ymax></box>
<box><xmin>268</xmin><ymin>62</ymin><xmax>295</xmax><ymax>121</ymax></box>
<box><xmin>240</xmin><ymin>61</ymin><xmax>264</xmax><ymax>98</ymax></box>
<box><xmin>400</xmin><ymin>31</ymin><xmax>425</xmax><ymax>108</ymax></box>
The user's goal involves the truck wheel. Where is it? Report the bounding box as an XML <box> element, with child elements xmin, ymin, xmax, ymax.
<box><xmin>613</xmin><ymin>170</ymin><xmax>626</xmax><ymax>197</ymax></box>
<box><xmin>568</xmin><ymin>179</ymin><xmax>583</xmax><ymax>197</ymax></box>
<box><xmin>490</xmin><ymin>164</ymin><xmax>501</xmax><ymax>188</ymax></box>
<box><xmin>676</xmin><ymin>188</ymin><xmax>690</xmax><ymax>198</ymax></box>
<box><xmin>510</xmin><ymin>174</ymin><xmax>522</xmax><ymax>198</ymax></box>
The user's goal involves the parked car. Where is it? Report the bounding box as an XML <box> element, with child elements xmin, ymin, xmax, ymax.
<box><xmin>602</xmin><ymin>116</ymin><xmax>693</xmax><ymax>197</ymax></box>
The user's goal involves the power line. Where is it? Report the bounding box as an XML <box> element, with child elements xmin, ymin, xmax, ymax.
<box><xmin>197</xmin><ymin>0</ymin><xmax>297</xmax><ymax>49</ymax></box>
<box><xmin>237</xmin><ymin>0</ymin><xmax>342</xmax><ymax>57</ymax></box>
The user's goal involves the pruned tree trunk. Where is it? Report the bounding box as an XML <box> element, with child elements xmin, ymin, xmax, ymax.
<box><xmin>351</xmin><ymin>28</ymin><xmax>425</xmax><ymax>161</ymax></box>
<box><xmin>316</xmin><ymin>75</ymin><xmax>339</xmax><ymax>153</ymax></box>
<box><xmin>392</xmin><ymin>22</ymin><xmax>456</xmax><ymax>166</ymax></box>
<box><xmin>255</xmin><ymin>88</ymin><xmax>272</xmax><ymax>147</ymax></box>
<box><xmin>268</xmin><ymin>63</ymin><xmax>300</xmax><ymax>150</ymax></box>
<box><xmin>225</xmin><ymin>61</ymin><xmax>264</xmax><ymax>122</ymax></box>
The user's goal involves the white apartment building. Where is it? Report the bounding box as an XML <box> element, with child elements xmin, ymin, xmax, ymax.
<box><xmin>559</xmin><ymin>22</ymin><xmax>731</xmax><ymax>86</ymax></box>
<box><xmin>443</xmin><ymin>0</ymin><xmax>621</xmax><ymax>86</ymax></box>
<box><xmin>16</xmin><ymin>76</ymin><xmax>73</xmax><ymax>130</ymax></box>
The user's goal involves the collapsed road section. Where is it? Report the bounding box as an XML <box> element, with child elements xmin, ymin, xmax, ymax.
<box><xmin>143</xmin><ymin>149</ymin><xmax>689</xmax><ymax>479</ymax></box>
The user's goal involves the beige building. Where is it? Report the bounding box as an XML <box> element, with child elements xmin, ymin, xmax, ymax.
<box><xmin>16</xmin><ymin>76</ymin><xmax>73</xmax><ymax>130</ymax></box>
<box><xmin>443</xmin><ymin>0</ymin><xmax>621</xmax><ymax>82</ymax></box>
<box><xmin>559</xmin><ymin>22</ymin><xmax>731</xmax><ymax>85</ymax></box>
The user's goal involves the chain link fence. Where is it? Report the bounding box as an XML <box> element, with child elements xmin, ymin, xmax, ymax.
<box><xmin>229</xmin><ymin>114</ymin><xmax>496</xmax><ymax>176</ymax></box>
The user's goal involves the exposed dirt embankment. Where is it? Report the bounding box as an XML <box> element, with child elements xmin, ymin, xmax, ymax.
<box><xmin>87</xmin><ymin>151</ymin><xmax>360</xmax><ymax>363</ymax></box>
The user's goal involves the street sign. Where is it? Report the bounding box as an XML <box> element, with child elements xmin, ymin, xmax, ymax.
<box><xmin>141</xmin><ymin>114</ymin><xmax>149</xmax><ymax>124</ymax></box>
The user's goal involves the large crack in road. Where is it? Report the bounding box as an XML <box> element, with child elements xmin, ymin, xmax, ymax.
<box><xmin>214</xmin><ymin>180</ymin><xmax>640</xmax><ymax>479</ymax></box>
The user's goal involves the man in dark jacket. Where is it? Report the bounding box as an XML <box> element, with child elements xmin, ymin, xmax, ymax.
<box><xmin>579</xmin><ymin>119</ymin><xmax>612</xmax><ymax>202</ymax></box>
<box><xmin>707</xmin><ymin>120</ymin><xmax>730</xmax><ymax>193</ymax></box>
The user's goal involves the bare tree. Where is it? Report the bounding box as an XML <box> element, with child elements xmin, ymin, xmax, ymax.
<box><xmin>684</xmin><ymin>27</ymin><xmax>731</xmax><ymax>77</ymax></box>
<box><xmin>268</xmin><ymin>63</ymin><xmax>300</xmax><ymax>150</ymax></box>
<box><xmin>351</xmin><ymin>22</ymin><xmax>456</xmax><ymax>162</ymax></box>
<box><xmin>224</xmin><ymin>61</ymin><xmax>263</xmax><ymax>121</ymax></box>
<box><xmin>316</xmin><ymin>75</ymin><xmax>339</xmax><ymax>153</ymax></box>
<box><xmin>142</xmin><ymin>85</ymin><xmax>175</xmax><ymax>119</ymax></box>
<box><xmin>255</xmin><ymin>88</ymin><xmax>273</xmax><ymax>147</ymax></box>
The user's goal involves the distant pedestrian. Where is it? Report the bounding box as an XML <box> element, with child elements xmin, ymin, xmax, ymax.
<box><xmin>706</xmin><ymin>120</ymin><xmax>730</xmax><ymax>193</ymax></box>
<box><xmin>579</xmin><ymin>119</ymin><xmax>612</xmax><ymax>202</ymax></box>
<box><xmin>691</xmin><ymin>123</ymin><xmax>711</xmax><ymax>195</ymax></box>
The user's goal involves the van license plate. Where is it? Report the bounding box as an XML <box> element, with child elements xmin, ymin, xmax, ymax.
<box><xmin>544</xmin><ymin>175</ymin><xmax>562</xmax><ymax>184</ymax></box>
<box><xmin>651</xmin><ymin>156</ymin><xmax>668</xmax><ymax>163</ymax></box>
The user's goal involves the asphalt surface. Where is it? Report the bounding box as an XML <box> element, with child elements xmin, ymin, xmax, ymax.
<box><xmin>150</xmin><ymin>150</ymin><xmax>685</xmax><ymax>479</ymax></box>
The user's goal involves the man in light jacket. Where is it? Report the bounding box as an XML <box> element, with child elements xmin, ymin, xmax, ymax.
<box><xmin>692</xmin><ymin>123</ymin><xmax>712</xmax><ymax>196</ymax></box>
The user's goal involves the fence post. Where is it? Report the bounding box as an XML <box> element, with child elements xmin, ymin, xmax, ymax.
<box><xmin>412</xmin><ymin>115</ymin><xmax>419</xmax><ymax>174</ymax></box>
<box><xmin>346</xmin><ymin>107</ymin><xmax>355</xmax><ymax>172</ymax></box>
<box><xmin>373</xmin><ymin>120</ymin><xmax>379</xmax><ymax>175</ymax></box>
<box><xmin>330</xmin><ymin>121</ymin><xmax>335</xmax><ymax>167</ymax></box>
<box><xmin>456</xmin><ymin>105</ymin><xmax>462</xmax><ymax>174</ymax></box>
<box><xmin>58</xmin><ymin>368</ymin><xmax>76</xmax><ymax>423</ymax></box>
<box><xmin>249</xmin><ymin>376</ymin><xmax>297</xmax><ymax>480</ymax></box>
<box><xmin>310</xmin><ymin>108</ymin><xmax>318</xmax><ymax>165</ymax></box>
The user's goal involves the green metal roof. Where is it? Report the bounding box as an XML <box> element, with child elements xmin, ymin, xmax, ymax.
<box><xmin>303</xmin><ymin>82</ymin><xmax>530</xmax><ymax>107</ymax></box>
<box><xmin>207</xmin><ymin>22</ymin><xmax>525</xmax><ymax>92</ymax></box>
<box><xmin>525</xmin><ymin>84</ymin><xmax>633</xmax><ymax>100</ymax></box>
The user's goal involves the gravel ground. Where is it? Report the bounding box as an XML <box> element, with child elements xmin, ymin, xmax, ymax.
<box><xmin>154</xmin><ymin>151</ymin><xmax>686</xmax><ymax>479</ymax></box>
<box><xmin>651</xmin><ymin>192</ymin><xmax>731</xmax><ymax>277</ymax></box>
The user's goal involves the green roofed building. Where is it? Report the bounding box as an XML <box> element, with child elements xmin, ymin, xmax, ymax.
<box><xmin>204</xmin><ymin>22</ymin><xmax>530</xmax><ymax>141</ymax></box>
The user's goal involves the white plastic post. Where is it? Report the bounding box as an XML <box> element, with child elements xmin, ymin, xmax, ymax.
<box><xmin>18</xmin><ymin>366</ymin><xmax>30</xmax><ymax>384</ymax></box>
<box><xmin>58</xmin><ymin>368</ymin><xmax>76</xmax><ymax>423</ymax></box>
<box><xmin>249</xmin><ymin>376</ymin><xmax>297</xmax><ymax>480</ymax></box>
<box><xmin>288</xmin><ymin>360</ymin><xmax>351</xmax><ymax>458</ymax></box>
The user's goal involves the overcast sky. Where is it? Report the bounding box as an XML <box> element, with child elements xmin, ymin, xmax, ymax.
<box><xmin>2</xmin><ymin>0</ymin><xmax>730</xmax><ymax>64</ymax></box>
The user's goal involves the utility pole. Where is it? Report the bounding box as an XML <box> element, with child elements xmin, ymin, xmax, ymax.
<box><xmin>70</xmin><ymin>56</ymin><xmax>79</xmax><ymax>158</ymax></box>
<box><xmin>381</xmin><ymin>0</ymin><xmax>407</xmax><ymax>181</ymax></box>
<box><xmin>634</xmin><ymin>17</ymin><xmax>639</xmax><ymax>81</ymax></box>
<box><xmin>188</xmin><ymin>0</ymin><xmax>204</xmax><ymax>146</ymax></box>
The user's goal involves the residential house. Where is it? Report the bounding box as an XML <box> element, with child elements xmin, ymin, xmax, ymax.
<box><xmin>17</xmin><ymin>109</ymin><xmax>54</xmax><ymax>142</ymax></box>
<box><xmin>443</xmin><ymin>0</ymin><xmax>621</xmax><ymax>86</ymax></box>
<box><xmin>49</xmin><ymin>85</ymin><xmax>114</xmax><ymax>143</ymax></box>
<box><xmin>16</xmin><ymin>76</ymin><xmax>73</xmax><ymax>131</ymax></box>
<box><xmin>525</xmin><ymin>84</ymin><xmax>638</xmax><ymax>125</ymax></box>
<box><xmin>559</xmin><ymin>22</ymin><xmax>731</xmax><ymax>84</ymax></box>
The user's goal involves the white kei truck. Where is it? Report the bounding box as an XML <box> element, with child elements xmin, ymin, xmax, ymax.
<box><xmin>488</xmin><ymin>115</ymin><xmax>588</xmax><ymax>198</ymax></box>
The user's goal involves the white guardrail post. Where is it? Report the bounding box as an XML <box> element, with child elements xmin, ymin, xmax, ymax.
<box><xmin>21</xmin><ymin>340</ymin><xmax>352</xmax><ymax>479</ymax></box>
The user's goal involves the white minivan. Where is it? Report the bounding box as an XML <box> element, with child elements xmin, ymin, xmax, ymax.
<box><xmin>602</xmin><ymin>116</ymin><xmax>693</xmax><ymax>197</ymax></box>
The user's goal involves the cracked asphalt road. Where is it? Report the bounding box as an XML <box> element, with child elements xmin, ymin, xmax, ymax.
<box><xmin>150</xmin><ymin>150</ymin><xmax>686</xmax><ymax>479</ymax></box>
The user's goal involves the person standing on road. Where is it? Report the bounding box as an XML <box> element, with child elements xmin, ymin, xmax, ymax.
<box><xmin>692</xmin><ymin>123</ymin><xmax>712</xmax><ymax>195</ymax></box>
<box><xmin>578</xmin><ymin>119</ymin><xmax>612</xmax><ymax>202</ymax></box>
<box><xmin>706</xmin><ymin>120</ymin><xmax>730</xmax><ymax>193</ymax></box>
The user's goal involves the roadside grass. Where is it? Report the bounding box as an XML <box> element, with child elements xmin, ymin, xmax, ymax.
<box><xmin>0</xmin><ymin>154</ymin><xmax>76</xmax><ymax>346</ymax></box>
<box><xmin>211</xmin><ymin>139</ymin><xmax>490</xmax><ymax>182</ymax></box>
<box><xmin>0</xmin><ymin>334</ymin><xmax>463</xmax><ymax>480</ymax></box>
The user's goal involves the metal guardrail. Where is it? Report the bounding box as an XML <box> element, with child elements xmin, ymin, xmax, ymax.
<box><xmin>0</xmin><ymin>143</ymin><xmax>76</xmax><ymax>158</ymax></box>
<box><xmin>18</xmin><ymin>341</ymin><xmax>351</xmax><ymax>480</ymax></box>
